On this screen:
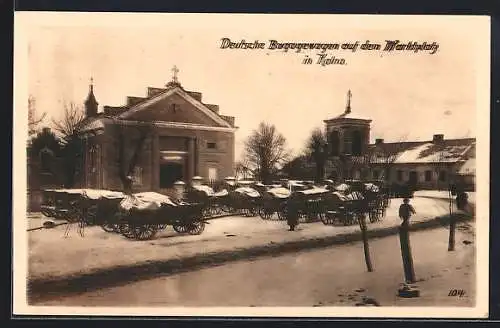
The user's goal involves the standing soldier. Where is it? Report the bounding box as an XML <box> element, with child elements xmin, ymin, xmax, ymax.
<box><xmin>287</xmin><ymin>192</ymin><xmax>299</xmax><ymax>231</ymax></box>
<box><xmin>456</xmin><ymin>190</ymin><xmax>469</xmax><ymax>211</ymax></box>
<box><xmin>399</xmin><ymin>198</ymin><xmax>416</xmax><ymax>226</ymax></box>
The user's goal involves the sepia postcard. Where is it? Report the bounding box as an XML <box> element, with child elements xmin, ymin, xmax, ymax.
<box><xmin>13</xmin><ymin>12</ymin><xmax>490</xmax><ymax>318</ymax></box>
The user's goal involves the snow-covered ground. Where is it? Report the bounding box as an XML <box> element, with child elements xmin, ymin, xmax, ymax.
<box><xmin>27</xmin><ymin>197</ymin><xmax>456</xmax><ymax>282</ymax></box>
<box><xmin>35</xmin><ymin>223</ymin><xmax>476</xmax><ymax>307</ymax></box>
<box><xmin>414</xmin><ymin>190</ymin><xmax>476</xmax><ymax>205</ymax></box>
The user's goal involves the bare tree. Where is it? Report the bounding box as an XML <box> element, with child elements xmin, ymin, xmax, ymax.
<box><xmin>52</xmin><ymin>102</ymin><xmax>86</xmax><ymax>139</ymax></box>
<box><xmin>305</xmin><ymin>128</ymin><xmax>328</xmax><ymax>182</ymax></box>
<box><xmin>51</xmin><ymin>102</ymin><xmax>86</xmax><ymax>188</ymax></box>
<box><xmin>361</xmin><ymin>135</ymin><xmax>408</xmax><ymax>185</ymax></box>
<box><xmin>234</xmin><ymin>159</ymin><xmax>253</xmax><ymax>180</ymax></box>
<box><xmin>28</xmin><ymin>95</ymin><xmax>46</xmax><ymax>139</ymax></box>
<box><xmin>112</xmin><ymin>119</ymin><xmax>153</xmax><ymax>193</ymax></box>
<box><xmin>244</xmin><ymin>122</ymin><xmax>290</xmax><ymax>184</ymax></box>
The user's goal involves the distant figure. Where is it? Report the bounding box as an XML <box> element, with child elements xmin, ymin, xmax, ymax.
<box><xmin>399</xmin><ymin>198</ymin><xmax>416</xmax><ymax>227</ymax></box>
<box><xmin>456</xmin><ymin>191</ymin><xmax>469</xmax><ymax>211</ymax></box>
<box><xmin>287</xmin><ymin>193</ymin><xmax>300</xmax><ymax>231</ymax></box>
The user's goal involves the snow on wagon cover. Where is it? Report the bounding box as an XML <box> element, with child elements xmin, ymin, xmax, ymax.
<box><xmin>267</xmin><ymin>187</ymin><xmax>291</xmax><ymax>198</ymax></box>
<box><xmin>192</xmin><ymin>184</ymin><xmax>215</xmax><ymax>196</ymax></box>
<box><xmin>119</xmin><ymin>192</ymin><xmax>178</xmax><ymax>211</ymax></box>
<box><xmin>234</xmin><ymin>187</ymin><xmax>261</xmax><ymax>198</ymax></box>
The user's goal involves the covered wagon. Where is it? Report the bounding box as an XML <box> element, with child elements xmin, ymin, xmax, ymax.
<box><xmin>228</xmin><ymin>187</ymin><xmax>261</xmax><ymax>216</ymax></box>
<box><xmin>287</xmin><ymin>187</ymin><xmax>330</xmax><ymax>223</ymax></box>
<box><xmin>258</xmin><ymin>186</ymin><xmax>291</xmax><ymax>220</ymax></box>
<box><xmin>112</xmin><ymin>192</ymin><xmax>207</xmax><ymax>240</ymax></box>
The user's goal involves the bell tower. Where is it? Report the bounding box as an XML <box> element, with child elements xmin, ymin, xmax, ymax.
<box><xmin>323</xmin><ymin>90</ymin><xmax>372</xmax><ymax>180</ymax></box>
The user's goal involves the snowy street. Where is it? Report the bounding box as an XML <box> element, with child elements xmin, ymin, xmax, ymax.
<box><xmin>35</xmin><ymin>223</ymin><xmax>475</xmax><ymax>307</ymax></box>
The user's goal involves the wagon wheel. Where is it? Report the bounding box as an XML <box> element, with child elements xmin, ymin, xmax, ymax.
<box><xmin>85</xmin><ymin>205</ymin><xmax>98</xmax><ymax>226</ymax></box>
<box><xmin>258</xmin><ymin>207</ymin><xmax>273</xmax><ymax>220</ymax></box>
<box><xmin>157</xmin><ymin>224</ymin><xmax>168</xmax><ymax>230</ymax></box>
<box><xmin>343</xmin><ymin>213</ymin><xmax>355</xmax><ymax>226</ymax></box>
<box><xmin>321</xmin><ymin>211</ymin><xmax>336</xmax><ymax>225</ymax></box>
<box><xmin>277</xmin><ymin>206</ymin><xmax>288</xmax><ymax>221</ymax></box>
<box><xmin>130</xmin><ymin>224</ymin><xmax>159</xmax><ymax>240</ymax></box>
<box><xmin>249</xmin><ymin>206</ymin><xmax>258</xmax><ymax>217</ymax></box>
<box><xmin>173</xmin><ymin>224</ymin><xmax>189</xmax><ymax>234</ymax></box>
<box><xmin>40</xmin><ymin>208</ymin><xmax>52</xmax><ymax>218</ymax></box>
<box><xmin>101</xmin><ymin>223</ymin><xmax>117</xmax><ymax>233</ymax></box>
<box><xmin>220</xmin><ymin>204</ymin><xmax>231</xmax><ymax>213</ymax></box>
<box><xmin>211</xmin><ymin>205</ymin><xmax>222</xmax><ymax>216</ymax></box>
<box><xmin>118</xmin><ymin>223</ymin><xmax>136</xmax><ymax>239</ymax></box>
<box><xmin>187</xmin><ymin>221</ymin><xmax>206</xmax><ymax>235</ymax></box>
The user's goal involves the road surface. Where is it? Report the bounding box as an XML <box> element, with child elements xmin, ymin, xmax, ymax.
<box><xmin>36</xmin><ymin>222</ymin><xmax>475</xmax><ymax>307</ymax></box>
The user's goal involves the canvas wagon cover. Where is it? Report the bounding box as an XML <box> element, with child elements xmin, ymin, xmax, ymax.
<box><xmin>335</xmin><ymin>183</ymin><xmax>351</xmax><ymax>192</ymax></box>
<box><xmin>234</xmin><ymin>187</ymin><xmax>261</xmax><ymax>198</ymax></box>
<box><xmin>297</xmin><ymin>187</ymin><xmax>330</xmax><ymax>195</ymax></box>
<box><xmin>192</xmin><ymin>184</ymin><xmax>215</xmax><ymax>196</ymax></box>
<box><xmin>82</xmin><ymin>189</ymin><xmax>126</xmax><ymax>200</ymax></box>
<box><xmin>213</xmin><ymin>189</ymin><xmax>229</xmax><ymax>197</ymax></box>
<box><xmin>119</xmin><ymin>192</ymin><xmax>177</xmax><ymax>211</ymax></box>
<box><xmin>267</xmin><ymin>187</ymin><xmax>291</xmax><ymax>199</ymax></box>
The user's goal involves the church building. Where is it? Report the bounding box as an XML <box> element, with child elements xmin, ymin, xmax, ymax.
<box><xmin>77</xmin><ymin>66</ymin><xmax>237</xmax><ymax>193</ymax></box>
<box><xmin>323</xmin><ymin>91</ymin><xmax>475</xmax><ymax>190</ymax></box>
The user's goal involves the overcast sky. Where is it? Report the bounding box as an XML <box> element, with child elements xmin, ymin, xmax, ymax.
<box><xmin>19</xmin><ymin>13</ymin><xmax>486</xmax><ymax>161</ymax></box>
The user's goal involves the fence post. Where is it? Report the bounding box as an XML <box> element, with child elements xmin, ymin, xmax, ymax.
<box><xmin>397</xmin><ymin>222</ymin><xmax>419</xmax><ymax>298</ymax></box>
<box><xmin>359</xmin><ymin>213</ymin><xmax>373</xmax><ymax>272</ymax></box>
<box><xmin>448</xmin><ymin>190</ymin><xmax>456</xmax><ymax>251</ymax></box>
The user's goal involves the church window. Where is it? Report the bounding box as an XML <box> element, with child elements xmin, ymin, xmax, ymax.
<box><xmin>207</xmin><ymin>142</ymin><xmax>217</xmax><ymax>149</ymax></box>
<box><xmin>343</xmin><ymin>131</ymin><xmax>352</xmax><ymax>155</ymax></box>
<box><xmin>352</xmin><ymin>130</ymin><xmax>362</xmax><ymax>156</ymax></box>
<box><xmin>329</xmin><ymin>131</ymin><xmax>340</xmax><ymax>156</ymax></box>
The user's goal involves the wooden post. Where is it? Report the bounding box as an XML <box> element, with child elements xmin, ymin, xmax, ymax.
<box><xmin>398</xmin><ymin>223</ymin><xmax>416</xmax><ymax>283</ymax></box>
<box><xmin>448</xmin><ymin>189</ymin><xmax>456</xmax><ymax>251</ymax></box>
<box><xmin>359</xmin><ymin>213</ymin><xmax>373</xmax><ymax>272</ymax></box>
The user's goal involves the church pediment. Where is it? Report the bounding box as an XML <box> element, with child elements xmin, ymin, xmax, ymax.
<box><xmin>118</xmin><ymin>87</ymin><xmax>233</xmax><ymax>128</ymax></box>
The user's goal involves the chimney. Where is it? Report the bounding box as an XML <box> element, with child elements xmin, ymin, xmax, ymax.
<box><xmin>432</xmin><ymin>134</ymin><xmax>444</xmax><ymax>143</ymax></box>
<box><xmin>375</xmin><ymin>138</ymin><xmax>384</xmax><ymax>145</ymax></box>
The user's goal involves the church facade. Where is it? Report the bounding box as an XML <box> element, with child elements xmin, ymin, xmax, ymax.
<box><xmin>323</xmin><ymin>91</ymin><xmax>475</xmax><ymax>190</ymax></box>
<box><xmin>78</xmin><ymin>68</ymin><xmax>237</xmax><ymax>193</ymax></box>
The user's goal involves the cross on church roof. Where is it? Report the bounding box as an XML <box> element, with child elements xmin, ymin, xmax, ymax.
<box><xmin>171</xmin><ymin>65</ymin><xmax>179</xmax><ymax>83</ymax></box>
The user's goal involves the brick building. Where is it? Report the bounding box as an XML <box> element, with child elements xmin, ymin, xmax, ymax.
<box><xmin>323</xmin><ymin>90</ymin><xmax>476</xmax><ymax>190</ymax></box>
<box><xmin>78</xmin><ymin>68</ymin><xmax>237</xmax><ymax>193</ymax></box>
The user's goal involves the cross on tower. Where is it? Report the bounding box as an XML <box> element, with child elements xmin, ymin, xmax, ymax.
<box><xmin>345</xmin><ymin>89</ymin><xmax>352</xmax><ymax>114</ymax></box>
<box><xmin>171</xmin><ymin>65</ymin><xmax>179</xmax><ymax>83</ymax></box>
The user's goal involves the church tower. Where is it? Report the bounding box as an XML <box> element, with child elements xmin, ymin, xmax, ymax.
<box><xmin>323</xmin><ymin>90</ymin><xmax>372</xmax><ymax>180</ymax></box>
<box><xmin>324</xmin><ymin>90</ymin><xmax>372</xmax><ymax>157</ymax></box>
<box><xmin>85</xmin><ymin>77</ymin><xmax>99</xmax><ymax>117</ymax></box>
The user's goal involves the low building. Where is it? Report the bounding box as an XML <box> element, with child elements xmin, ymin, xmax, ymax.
<box><xmin>322</xmin><ymin>90</ymin><xmax>475</xmax><ymax>190</ymax></box>
<box><xmin>77</xmin><ymin>68</ymin><xmax>237</xmax><ymax>193</ymax></box>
